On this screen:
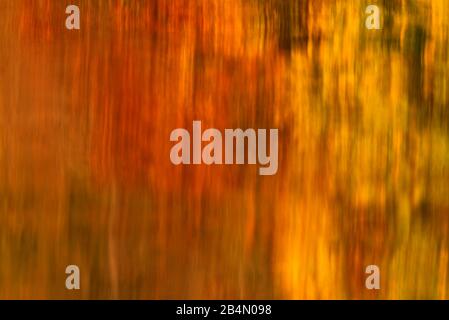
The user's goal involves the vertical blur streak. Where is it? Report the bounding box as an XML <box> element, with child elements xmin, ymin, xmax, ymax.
<box><xmin>0</xmin><ymin>0</ymin><xmax>448</xmax><ymax>299</ymax></box>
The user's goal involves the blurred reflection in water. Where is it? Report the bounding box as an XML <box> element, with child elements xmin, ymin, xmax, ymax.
<box><xmin>0</xmin><ymin>0</ymin><xmax>448</xmax><ymax>299</ymax></box>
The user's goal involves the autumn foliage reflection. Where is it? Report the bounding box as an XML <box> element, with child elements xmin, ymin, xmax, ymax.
<box><xmin>0</xmin><ymin>0</ymin><xmax>448</xmax><ymax>299</ymax></box>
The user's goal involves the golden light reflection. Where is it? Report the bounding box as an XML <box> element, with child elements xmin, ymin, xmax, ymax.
<box><xmin>0</xmin><ymin>0</ymin><xmax>448</xmax><ymax>299</ymax></box>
